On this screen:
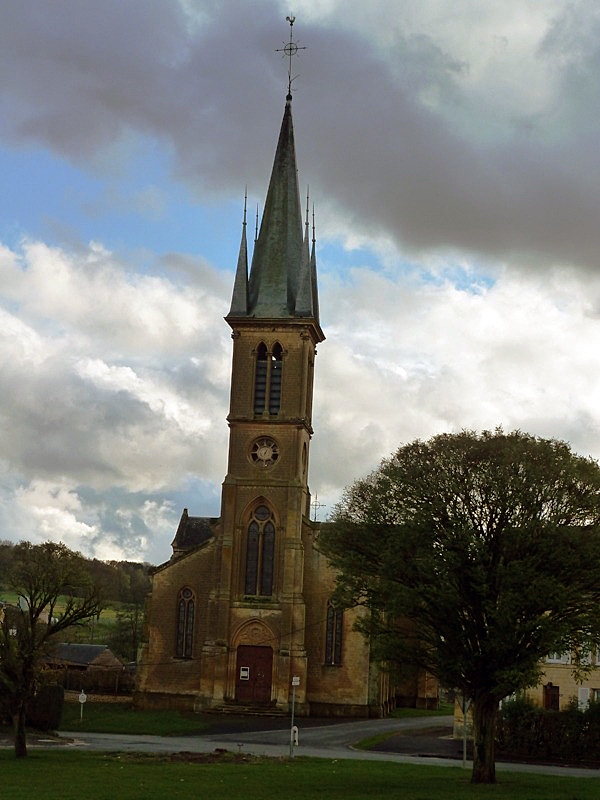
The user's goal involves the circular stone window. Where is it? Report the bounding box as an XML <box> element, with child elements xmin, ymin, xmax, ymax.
<box><xmin>250</xmin><ymin>437</ymin><xmax>279</xmax><ymax>467</ymax></box>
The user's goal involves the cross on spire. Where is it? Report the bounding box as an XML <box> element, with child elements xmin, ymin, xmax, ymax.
<box><xmin>276</xmin><ymin>15</ymin><xmax>306</xmax><ymax>98</ymax></box>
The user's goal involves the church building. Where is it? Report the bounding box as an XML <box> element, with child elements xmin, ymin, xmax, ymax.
<box><xmin>135</xmin><ymin>78</ymin><xmax>434</xmax><ymax>716</ymax></box>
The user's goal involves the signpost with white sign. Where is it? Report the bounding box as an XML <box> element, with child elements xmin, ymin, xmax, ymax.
<box><xmin>289</xmin><ymin>676</ymin><xmax>300</xmax><ymax>757</ymax></box>
<box><xmin>79</xmin><ymin>690</ymin><xmax>87</xmax><ymax>721</ymax></box>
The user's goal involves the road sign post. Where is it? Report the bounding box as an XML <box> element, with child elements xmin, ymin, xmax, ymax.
<box><xmin>290</xmin><ymin>676</ymin><xmax>300</xmax><ymax>757</ymax></box>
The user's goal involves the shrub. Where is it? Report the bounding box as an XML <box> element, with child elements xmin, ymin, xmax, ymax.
<box><xmin>496</xmin><ymin>696</ymin><xmax>600</xmax><ymax>764</ymax></box>
<box><xmin>27</xmin><ymin>684</ymin><xmax>65</xmax><ymax>731</ymax></box>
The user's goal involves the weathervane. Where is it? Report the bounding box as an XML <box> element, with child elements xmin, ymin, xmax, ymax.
<box><xmin>276</xmin><ymin>15</ymin><xmax>306</xmax><ymax>98</ymax></box>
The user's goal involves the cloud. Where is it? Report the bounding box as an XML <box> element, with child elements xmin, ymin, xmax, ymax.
<box><xmin>4</xmin><ymin>1</ymin><xmax>600</xmax><ymax>271</ymax></box>
<box><xmin>2</xmin><ymin>236</ymin><xmax>600</xmax><ymax>561</ymax></box>
<box><xmin>2</xmin><ymin>1</ymin><xmax>600</xmax><ymax>560</ymax></box>
<box><xmin>311</xmin><ymin>262</ymin><xmax>600</xmax><ymax>508</ymax></box>
<box><xmin>0</xmin><ymin>238</ymin><xmax>230</xmax><ymax>560</ymax></box>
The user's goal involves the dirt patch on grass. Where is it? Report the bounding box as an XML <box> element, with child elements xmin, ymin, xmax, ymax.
<box><xmin>109</xmin><ymin>748</ymin><xmax>277</xmax><ymax>765</ymax></box>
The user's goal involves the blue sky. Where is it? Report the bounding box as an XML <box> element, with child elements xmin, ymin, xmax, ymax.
<box><xmin>2</xmin><ymin>0</ymin><xmax>600</xmax><ymax>564</ymax></box>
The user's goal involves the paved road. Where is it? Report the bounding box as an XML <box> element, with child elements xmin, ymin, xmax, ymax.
<box><xmin>57</xmin><ymin>716</ymin><xmax>600</xmax><ymax>778</ymax></box>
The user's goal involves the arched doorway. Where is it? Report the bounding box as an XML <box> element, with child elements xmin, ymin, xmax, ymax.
<box><xmin>235</xmin><ymin>644</ymin><xmax>273</xmax><ymax>703</ymax></box>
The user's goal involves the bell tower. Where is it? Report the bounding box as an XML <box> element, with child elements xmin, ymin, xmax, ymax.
<box><xmin>137</xmin><ymin>19</ymin><xmax>420</xmax><ymax>718</ymax></box>
<box><xmin>202</xmin><ymin>77</ymin><xmax>324</xmax><ymax>709</ymax></box>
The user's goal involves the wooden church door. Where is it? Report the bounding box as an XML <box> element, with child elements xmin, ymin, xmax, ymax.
<box><xmin>235</xmin><ymin>645</ymin><xmax>273</xmax><ymax>703</ymax></box>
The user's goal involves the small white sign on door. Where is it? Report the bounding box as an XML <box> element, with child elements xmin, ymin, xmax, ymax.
<box><xmin>240</xmin><ymin>666</ymin><xmax>250</xmax><ymax>680</ymax></box>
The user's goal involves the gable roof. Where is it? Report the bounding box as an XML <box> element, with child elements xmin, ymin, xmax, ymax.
<box><xmin>48</xmin><ymin>643</ymin><xmax>121</xmax><ymax>667</ymax></box>
<box><xmin>171</xmin><ymin>508</ymin><xmax>217</xmax><ymax>553</ymax></box>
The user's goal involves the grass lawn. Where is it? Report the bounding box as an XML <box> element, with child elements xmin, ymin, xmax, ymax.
<box><xmin>59</xmin><ymin>702</ymin><xmax>212</xmax><ymax>736</ymax></box>
<box><xmin>390</xmin><ymin>703</ymin><xmax>454</xmax><ymax>717</ymax></box>
<box><xmin>0</xmin><ymin>750</ymin><xmax>599</xmax><ymax>800</ymax></box>
<box><xmin>58</xmin><ymin>699</ymin><xmax>455</xmax><ymax>737</ymax></box>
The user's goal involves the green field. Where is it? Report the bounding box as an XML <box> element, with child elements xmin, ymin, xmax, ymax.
<box><xmin>1</xmin><ymin>751</ymin><xmax>599</xmax><ymax>800</ymax></box>
<box><xmin>0</xmin><ymin>593</ymin><xmax>131</xmax><ymax>650</ymax></box>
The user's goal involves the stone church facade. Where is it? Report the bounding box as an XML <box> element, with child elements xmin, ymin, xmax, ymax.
<box><xmin>135</xmin><ymin>90</ymin><xmax>434</xmax><ymax>717</ymax></box>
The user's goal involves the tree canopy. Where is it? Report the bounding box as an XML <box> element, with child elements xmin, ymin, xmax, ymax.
<box><xmin>319</xmin><ymin>429</ymin><xmax>600</xmax><ymax>783</ymax></box>
<box><xmin>0</xmin><ymin>541</ymin><xmax>103</xmax><ymax>757</ymax></box>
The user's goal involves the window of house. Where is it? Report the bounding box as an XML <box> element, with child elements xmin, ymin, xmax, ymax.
<box><xmin>244</xmin><ymin>505</ymin><xmax>275</xmax><ymax>596</ymax></box>
<box><xmin>325</xmin><ymin>602</ymin><xmax>343</xmax><ymax>665</ymax></box>
<box><xmin>578</xmin><ymin>687</ymin><xmax>591</xmax><ymax>710</ymax></box>
<box><xmin>175</xmin><ymin>587</ymin><xmax>195</xmax><ymax>658</ymax></box>
<box><xmin>547</xmin><ymin>652</ymin><xmax>571</xmax><ymax>664</ymax></box>
<box><xmin>253</xmin><ymin>343</ymin><xmax>283</xmax><ymax>416</ymax></box>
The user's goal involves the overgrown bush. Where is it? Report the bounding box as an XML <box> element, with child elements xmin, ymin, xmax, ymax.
<box><xmin>496</xmin><ymin>696</ymin><xmax>600</xmax><ymax>764</ymax></box>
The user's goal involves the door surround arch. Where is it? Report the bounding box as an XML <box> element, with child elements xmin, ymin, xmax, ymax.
<box><xmin>232</xmin><ymin>619</ymin><xmax>275</xmax><ymax>704</ymax></box>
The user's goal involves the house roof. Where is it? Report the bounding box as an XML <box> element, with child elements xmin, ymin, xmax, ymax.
<box><xmin>48</xmin><ymin>643</ymin><xmax>118</xmax><ymax>667</ymax></box>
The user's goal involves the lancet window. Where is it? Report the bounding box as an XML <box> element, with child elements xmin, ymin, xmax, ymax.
<box><xmin>244</xmin><ymin>504</ymin><xmax>276</xmax><ymax>596</ymax></box>
<box><xmin>253</xmin><ymin>342</ymin><xmax>283</xmax><ymax>415</ymax></box>
<box><xmin>175</xmin><ymin>587</ymin><xmax>195</xmax><ymax>658</ymax></box>
<box><xmin>325</xmin><ymin>602</ymin><xmax>343</xmax><ymax>665</ymax></box>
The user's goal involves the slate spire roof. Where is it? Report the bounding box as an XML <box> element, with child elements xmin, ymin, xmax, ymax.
<box><xmin>228</xmin><ymin>94</ymin><xmax>320</xmax><ymax>323</ymax></box>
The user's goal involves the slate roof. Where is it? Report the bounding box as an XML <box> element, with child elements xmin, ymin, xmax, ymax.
<box><xmin>171</xmin><ymin>508</ymin><xmax>217</xmax><ymax>553</ymax></box>
<box><xmin>227</xmin><ymin>94</ymin><xmax>320</xmax><ymax>325</ymax></box>
<box><xmin>48</xmin><ymin>643</ymin><xmax>119</xmax><ymax>667</ymax></box>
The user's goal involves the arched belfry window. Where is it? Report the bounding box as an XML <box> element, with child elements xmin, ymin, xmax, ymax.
<box><xmin>325</xmin><ymin>601</ymin><xmax>343</xmax><ymax>665</ymax></box>
<box><xmin>176</xmin><ymin>587</ymin><xmax>195</xmax><ymax>658</ymax></box>
<box><xmin>254</xmin><ymin>343</ymin><xmax>268</xmax><ymax>415</ymax></box>
<box><xmin>253</xmin><ymin>343</ymin><xmax>283</xmax><ymax>416</ymax></box>
<box><xmin>244</xmin><ymin>504</ymin><xmax>276</xmax><ymax>596</ymax></box>
<box><xmin>269</xmin><ymin>343</ymin><xmax>283</xmax><ymax>414</ymax></box>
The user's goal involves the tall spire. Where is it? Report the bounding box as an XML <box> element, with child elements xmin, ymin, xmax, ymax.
<box><xmin>246</xmin><ymin>94</ymin><xmax>305</xmax><ymax>317</ymax></box>
<box><xmin>227</xmin><ymin>18</ymin><xmax>319</xmax><ymax>324</ymax></box>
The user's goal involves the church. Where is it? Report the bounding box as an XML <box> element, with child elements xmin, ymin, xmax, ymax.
<box><xmin>135</xmin><ymin>69</ymin><xmax>434</xmax><ymax>717</ymax></box>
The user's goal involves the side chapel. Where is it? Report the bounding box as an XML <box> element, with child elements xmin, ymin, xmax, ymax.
<box><xmin>135</xmin><ymin>76</ymin><xmax>434</xmax><ymax>716</ymax></box>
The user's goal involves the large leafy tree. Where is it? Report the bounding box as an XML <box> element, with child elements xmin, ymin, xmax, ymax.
<box><xmin>0</xmin><ymin>541</ymin><xmax>102</xmax><ymax>757</ymax></box>
<box><xmin>319</xmin><ymin>430</ymin><xmax>600</xmax><ymax>784</ymax></box>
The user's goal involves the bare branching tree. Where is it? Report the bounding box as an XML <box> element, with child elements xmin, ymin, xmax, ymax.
<box><xmin>0</xmin><ymin>541</ymin><xmax>102</xmax><ymax>757</ymax></box>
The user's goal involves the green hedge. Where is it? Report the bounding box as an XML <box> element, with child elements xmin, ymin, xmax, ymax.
<box><xmin>496</xmin><ymin>696</ymin><xmax>600</xmax><ymax>764</ymax></box>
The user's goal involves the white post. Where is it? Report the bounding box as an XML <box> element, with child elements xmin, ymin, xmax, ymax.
<box><xmin>462</xmin><ymin>694</ymin><xmax>471</xmax><ymax>769</ymax></box>
<box><xmin>290</xmin><ymin>676</ymin><xmax>300</xmax><ymax>757</ymax></box>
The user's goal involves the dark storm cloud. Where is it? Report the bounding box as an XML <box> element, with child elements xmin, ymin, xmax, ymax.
<box><xmin>3</xmin><ymin>1</ymin><xmax>600</xmax><ymax>269</ymax></box>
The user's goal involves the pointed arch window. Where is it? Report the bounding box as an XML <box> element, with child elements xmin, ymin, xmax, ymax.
<box><xmin>254</xmin><ymin>343</ymin><xmax>268</xmax><ymax>415</ymax></box>
<box><xmin>269</xmin><ymin>343</ymin><xmax>283</xmax><ymax>414</ymax></box>
<box><xmin>253</xmin><ymin>343</ymin><xmax>283</xmax><ymax>416</ymax></box>
<box><xmin>325</xmin><ymin>602</ymin><xmax>343</xmax><ymax>666</ymax></box>
<box><xmin>244</xmin><ymin>505</ymin><xmax>276</xmax><ymax>596</ymax></box>
<box><xmin>175</xmin><ymin>587</ymin><xmax>195</xmax><ymax>658</ymax></box>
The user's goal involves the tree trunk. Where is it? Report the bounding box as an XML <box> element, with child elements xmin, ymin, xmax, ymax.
<box><xmin>471</xmin><ymin>693</ymin><xmax>498</xmax><ymax>784</ymax></box>
<box><xmin>13</xmin><ymin>701</ymin><xmax>28</xmax><ymax>758</ymax></box>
